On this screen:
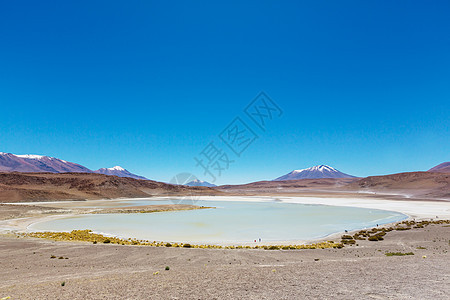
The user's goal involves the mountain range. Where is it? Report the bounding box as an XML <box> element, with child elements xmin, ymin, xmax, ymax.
<box><xmin>0</xmin><ymin>152</ymin><xmax>147</xmax><ymax>180</ymax></box>
<box><xmin>0</xmin><ymin>152</ymin><xmax>448</xmax><ymax>201</ymax></box>
<box><xmin>185</xmin><ymin>179</ymin><xmax>217</xmax><ymax>187</ymax></box>
<box><xmin>274</xmin><ymin>165</ymin><xmax>356</xmax><ymax>181</ymax></box>
<box><xmin>1</xmin><ymin>152</ymin><xmax>448</xmax><ymax>185</ymax></box>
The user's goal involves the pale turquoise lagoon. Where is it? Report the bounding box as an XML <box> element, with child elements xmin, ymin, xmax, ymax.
<box><xmin>29</xmin><ymin>199</ymin><xmax>407</xmax><ymax>244</ymax></box>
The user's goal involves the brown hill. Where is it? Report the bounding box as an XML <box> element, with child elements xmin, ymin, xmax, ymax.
<box><xmin>218</xmin><ymin>172</ymin><xmax>450</xmax><ymax>200</ymax></box>
<box><xmin>428</xmin><ymin>162</ymin><xmax>450</xmax><ymax>173</ymax></box>
<box><xmin>345</xmin><ymin>172</ymin><xmax>450</xmax><ymax>199</ymax></box>
<box><xmin>218</xmin><ymin>178</ymin><xmax>359</xmax><ymax>194</ymax></box>
<box><xmin>0</xmin><ymin>172</ymin><xmax>219</xmax><ymax>203</ymax></box>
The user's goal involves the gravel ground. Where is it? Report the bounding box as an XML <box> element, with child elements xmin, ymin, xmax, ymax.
<box><xmin>0</xmin><ymin>224</ymin><xmax>449</xmax><ymax>299</ymax></box>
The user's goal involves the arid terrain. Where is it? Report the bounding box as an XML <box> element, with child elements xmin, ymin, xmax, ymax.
<box><xmin>0</xmin><ymin>172</ymin><xmax>449</xmax><ymax>299</ymax></box>
<box><xmin>0</xmin><ymin>222</ymin><xmax>449</xmax><ymax>299</ymax></box>
<box><xmin>1</xmin><ymin>170</ymin><xmax>449</xmax><ymax>203</ymax></box>
<box><xmin>345</xmin><ymin>172</ymin><xmax>450</xmax><ymax>199</ymax></box>
<box><xmin>218</xmin><ymin>172</ymin><xmax>450</xmax><ymax>200</ymax></box>
<box><xmin>0</xmin><ymin>172</ymin><xmax>219</xmax><ymax>203</ymax></box>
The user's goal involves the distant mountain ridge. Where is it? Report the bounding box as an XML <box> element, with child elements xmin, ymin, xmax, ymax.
<box><xmin>274</xmin><ymin>165</ymin><xmax>355</xmax><ymax>181</ymax></box>
<box><xmin>428</xmin><ymin>162</ymin><xmax>450</xmax><ymax>173</ymax></box>
<box><xmin>95</xmin><ymin>166</ymin><xmax>148</xmax><ymax>180</ymax></box>
<box><xmin>0</xmin><ymin>152</ymin><xmax>91</xmax><ymax>173</ymax></box>
<box><xmin>185</xmin><ymin>179</ymin><xmax>217</xmax><ymax>187</ymax></box>
<box><xmin>0</xmin><ymin>152</ymin><xmax>147</xmax><ymax>180</ymax></box>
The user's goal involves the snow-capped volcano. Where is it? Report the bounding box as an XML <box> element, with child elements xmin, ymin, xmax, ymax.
<box><xmin>0</xmin><ymin>152</ymin><xmax>149</xmax><ymax>180</ymax></box>
<box><xmin>94</xmin><ymin>166</ymin><xmax>148</xmax><ymax>180</ymax></box>
<box><xmin>185</xmin><ymin>179</ymin><xmax>217</xmax><ymax>187</ymax></box>
<box><xmin>0</xmin><ymin>152</ymin><xmax>92</xmax><ymax>173</ymax></box>
<box><xmin>274</xmin><ymin>165</ymin><xmax>355</xmax><ymax>181</ymax></box>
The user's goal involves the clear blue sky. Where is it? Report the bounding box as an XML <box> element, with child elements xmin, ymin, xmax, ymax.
<box><xmin>1</xmin><ymin>1</ymin><xmax>449</xmax><ymax>184</ymax></box>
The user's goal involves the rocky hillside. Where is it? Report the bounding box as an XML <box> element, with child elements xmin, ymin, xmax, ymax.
<box><xmin>345</xmin><ymin>172</ymin><xmax>450</xmax><ymax>199</ymax></box>
<box><xmin>0</xmin><ymin>172</ymin><xmax>219</xmax><ymax>203</ymax></box>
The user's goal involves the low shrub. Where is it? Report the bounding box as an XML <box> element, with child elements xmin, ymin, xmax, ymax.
<box><xmin>385</xmin><ymin>252</ymin><xmax>414</xmax><ymax>256</ymax></box>
<box><xmin>368</xmin><ymin>235</ymin><xmax>383</xmax><ymax>241</ymax></box>
<box><xmin>395</xmin><ymin>226</ymin><xmax>411</xmax><ymax>231</ymax></box>
<box><xmin>341</xmin><ymin>239</ymin><xmax>356</xmax><ymax>244</ymax></box>
<box><xmin>267</xmin><ymin>245</ymin><xmax>280</xmax><ymax>250</ymax></box>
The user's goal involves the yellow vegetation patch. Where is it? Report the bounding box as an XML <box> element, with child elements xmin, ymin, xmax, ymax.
<box><xmin>21</xmin><ymin>229</ymin><xmax>343</xmax><ymax>250</ymax></box>
<box><xmin>22</xmin><ymin>220</ymin><xmax>448</xmax><ymax>250</ymax></box>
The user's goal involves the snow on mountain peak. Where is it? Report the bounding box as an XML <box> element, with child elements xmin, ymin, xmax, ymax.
<box><xmin>109</xmin><ymin>166</ymin><xmax>125</xmax><ymax>171</ymax></box>
<box><xmin>15</xmin><ymin>154</ymin><xmax>69</xmax><ymax>163</ymax></box>
<box><xmin>274</xmin><ymin>164</ymin><xmax>354</xmax><ymax>181</ymax></box>
<box><xmin>16</xmin><ymin>154</ymin><xmax>46</xmax><ymax>160</ymax></box>
<box><xmin>293</xmin><ymin>165</ymin><xmax>337</xmax><ymax>173</ymax></box>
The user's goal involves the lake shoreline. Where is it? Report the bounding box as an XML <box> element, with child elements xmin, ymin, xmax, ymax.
<box><xmin>1</xmin><ymin>196</ymin><xmax>449</xmax><ymax>299</ymax></box>
<box><xmin>2</xmin><ymin>196</ymin><xmax>449</xmax><ymax>246</ymax></box>
<box><xmin>1</xmin><ymin>221</ymin><xmax>449</xmax><ymax>299</ymax></box>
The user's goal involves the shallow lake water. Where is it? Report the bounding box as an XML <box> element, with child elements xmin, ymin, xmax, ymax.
<box><xmin>29</xmin><ymin>199</ymin><xmax>407</xmax><ymax>244</ymax></box>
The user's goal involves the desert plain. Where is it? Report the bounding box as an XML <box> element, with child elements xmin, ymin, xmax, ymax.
<box><xmin>0</xmin><ymin>193</ymin><xmax>449</xmax><ymax>300</ymax></box>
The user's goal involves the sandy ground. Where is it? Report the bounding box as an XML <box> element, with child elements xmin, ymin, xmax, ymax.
<box><xmin>0</xmin><ymin>196</ymin><xmax>449</xmax><ymax>299</ymax></box>
<box><xmin>0</xmin><ymin>224</ymin><xmax>449</xmax><ymax>299</ymax></box>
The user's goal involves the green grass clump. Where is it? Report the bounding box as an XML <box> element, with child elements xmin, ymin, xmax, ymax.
<box><xmin>385</xmin><ymin>252</ymin><xmax>414</xmax><ymax>256</ymax></box>
<box><xmin>165</xmin><ymin>266</ymin><xmax>170</xmax><ymax>270</ymax></box>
